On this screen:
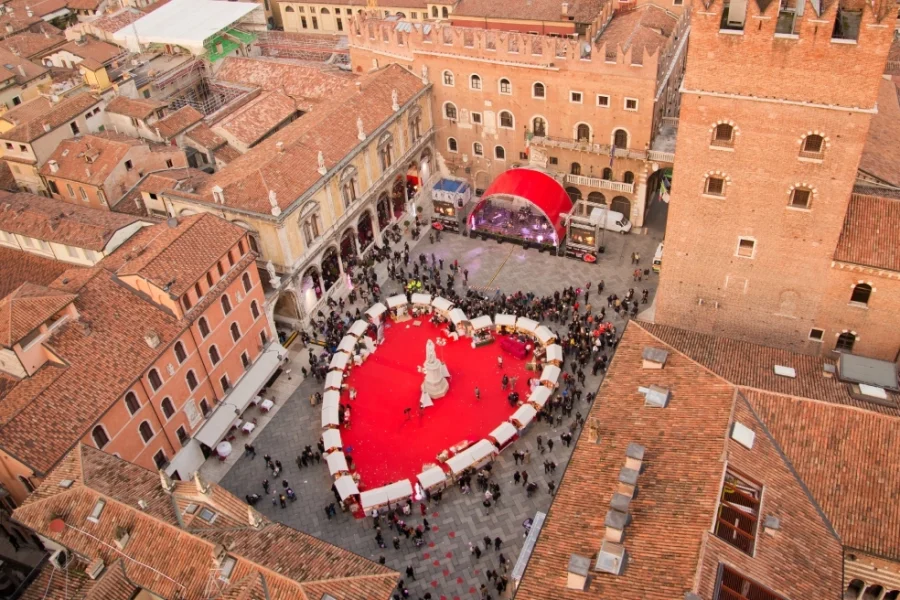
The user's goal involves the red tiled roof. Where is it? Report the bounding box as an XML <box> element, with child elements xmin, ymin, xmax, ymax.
<box><xmin>214</xmin><ymin>56</ymin><xmax>355</xmax><ymax>103</ymax></box>
<box><xmin>0</xmin><ymin>46</ymin><xmax>47</xmax><ymax>84</ymax></box>
<box><xmin>0</xmin><ymin>192</ymin><xmax>145</xmax><ymax>251</ymax></box>
<box><xmin>0</xmin><ymin>245</ymin><xmax>71</xmax><ymax>299</ymax></box>
<box><xmin>0</xmin><ymin>282</ymin><xmax>76</xmax><ymax>348</ymax></box>
<box><xmin>833</xmin><ymin>191</ymin><xmax>900</xmax><ymax>272</ymax></box>
<box><xmin>13</xmin><ymin>445</ymin><xmax>399</xmax><ymax>600</ymax></box>
<box><xmin>214</xmin><ymin>143</ymin><xmax>241</xmax><ymax>164</ymax></box>
<box><xmin>89</xmin><ymin>7</ymin><xmax>142</xmax><ymax>33</ymax></box>
<box><xmin>858</xmin><ymin>78</ymin><xmax>900</xmax><ymax>187</ymax></box>
<box><xmin>185</xmin><ymin>122</ymin><xmax>225</xmax><ymax>149</ymax></box>
<box><xmin>40</xmin><ymin>133</ymin><xmax>145</xmax><ymax>186</ymax></box>
<box><xmin>453</xmin><ymin>0</ymin><xmax>604</xmax><ymax>23</ymax></box>
<box><xmin>154</xmin><ymin>105</ymin><xmax>203</xmax><ymax>139</ymax></box>
<box><xmin>0</xmin><ymin>29</ymin><xmax>66</xmax><ymax>58</ymax></box>
<box><xmin>55</xmin><ymin>37</ymin><xmax>123</xmax><ymax>69</ymax></box>
<box><xmin>596</xmin><ymin>4</ymin><xmax>677</xmax><ymax>58</ymax></box>
<box><xmin>66</xmin><ymin>0</ymin><xmax>104</xmax><ymax>11</ymax></box>
<box><xmin>213</xmin><ymin>91</ymin><xmax>297</xmax><ymax>147</ymax></box>
<box><xmin>0</xmin><ymin>93</ymin><xmax>100</xmax><ymax>143</ymax></box>
<box><xmin>105</xmin><ymin>95</ymin><xmax>166</xmax><ymax>120</ymax></box>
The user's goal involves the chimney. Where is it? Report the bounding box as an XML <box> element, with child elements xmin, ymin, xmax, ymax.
<box><xmin>85</xmin><ymin>557</ymin><xmax>105</xmax><ymax>580</ymax></box>
<box><xmin>276</xmin><ymin>141</ymin><xmax>284</xmax><ymax>152</ymax></box>
<box><xmin>566</xmin><ymin>554</ymin><xmax>591</xmax><ymax>591</ymax></box>
<box><xmin>216</xmin><ymin>42</ymin><xmax>224</xmax><ymax>55</ymax></box>
<box><xmin>641</xmin><ymin>347</ymin><xmax>668</xmax><ymax>369</ymax></box>
<box><xmin>193</xmin><ymin>471</ymin><xmax>211</xmax><ymax>495</ymax></box>
<box><xmin>48</xmin><ymin>159</ymin><xmax>59</xmax><ymax>173</ymax></box>
<box><xmin>561</xmin><ymin>1</ymin><xmax>569</xmax><ymax>14</ymax></box>
<box><xmin>763</xmin><ymin>515</ymin><xmax>781</xmax><ymax>537</ymax></box>
<box><xmin>355</xmin><ymin>81</ymin><xmax>362</xmax><ymax>93</ymax></box>
<box><xmin>113</xmin><ymin>526</ymin><xmax>130</xmax><ymax>550</ymax></box>
<box><xmin>159</xmin><ymin>468</ymin><xmax>175</xmax><ymax>493</ymax></box>
<box><xmin>247</xmin><ymin>506</ymin><xmax>263</xmax><ymax>528</ymax></box>
<box><xmin>144</xmin><ymin>330</ymin><xmax>160</xmax><ymax>349</ymax></box>
<box><xmin>26</xmin><ymin>8</ymin><xmax>32</xmax><ymax>17</ymax></box>
<box><xmin>823</xmin><ymin>362</ymin><xmax>836</xmax><ymax>378</ymax></box>
<box><xmin>16</xmin><ymin>64</ymin><xmax>25</xmax><ymax>78</ymax></box>
<box><xmin>42</xmin><ymin>122</ymin><xmax>51</xmax><ymax>132</ymax></box>
<box><xmin>5</xmin><ymin>24</ymin><xmax>13</xmax><ymax>34</ymax></box>
<box><xmin>604</xmin><ymin>509</ymin><xmax>628</xmax><ymax>543</ymax></box>
<box><xmin>212</xmin><ymin>184</ymin><xmax>224</xmax><ymax>204</ymax></box>
<box><xmin>624</xmin><ymin>442</ymin><xmax>644</xmax><ymax>472</ymax></box>
<box><xmin>616</xmin><ymin>466</ymin><xmax>638</xmax><ymax>499</ymax></box>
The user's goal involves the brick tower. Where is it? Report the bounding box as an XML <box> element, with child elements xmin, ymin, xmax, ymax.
<box><xmin>654</xmin><ymin>0</ymin><xmax>897</xmax><ymax>354</ymax></box>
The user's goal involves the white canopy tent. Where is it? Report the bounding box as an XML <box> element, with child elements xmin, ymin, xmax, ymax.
<box><xmin>385</xmin><ymin>479</ymin><xmax>414</xmax><ymax>502</ymax></box>
<box><xmin>323</xmin><ymin>390</ymin><xmax>340</xmax><ymax>408</ymax></box>
<box><xmin>360</xmin><ymin>487</ymin><xmax>390</xmax><ymax>512</ymax></box>
<box><xmin>510</xmin><ymin>404</ymin><xmax>537</xmax><ymax>429</ymax></box>
<box><xmin>516</xmin><ymin>317</ymin><xmax>539</xmax><ymax>334</ymax></box>
<box><xmin>326</xmin><ymin>451</ymin><xmax>349</xmax><ymax>475</ymax></box>
<box><xmin>411</xmin><ymin>293</ymin><xmax>433</xmax><ymax>306</ymax></box>
<box><xmin>494</xmin><ymin>314</ymin><xmax>516</xmax><ymax>328</ymax></box>
<box><xmin>387</xmin><ymin>294</ymin><xmax>408</xmax><ymax>309</ymax></box>
<box><xmin>449</xmin><ymin>308</ymin><xmax>468</xmax><ymax>326</ymax></box>
<box><xmin>417</xmin><ymin>467</ymin><xmax>448</xmax><ymax>490</ymax></box>
<box><xmin>432</xmin><ymin>297</ymin><xmax>454</xmax><ymax>313</ymax></box>
<box><xmin>468</xmin><ymin>439</ymin><xmax>497</xmax><ymax>464</ymax></box>
<box><xmin>348</xmin><ymin>320</ymin><xmax>369</xmax><ymax>337</ymax></box>
<box><xmin>540</xmin><ymin>364</ymin><xmax>561</xmax><ymax>385</ymax></box>
<box><xmin>445</xmin><ymin>450</ymin><xmax>476</xmax><ymax>475</ymax></box>
<box><xmin>322</xmin><ymin>429</ymin><xmax>342</xmax><ymax>452</ymax></box>
<box><xmin>489</xmin><ymin>422</ymin><xmax>518</xmax><ymax>446</ymax></box>
<box><xmin>334</xmin><ymin>475</ymin><xmax>359</xmax><ymax>501</ymax></box>
<box><xmin>337</xmin><ymin>336</ymin><xmax>357</xmax><ymax>354</ymax></box>
<box><xmin>546</xmin><ymin>344</ymin><xmax>563</xmax><ymax>364</ymax></box>
<box><xmin>329</xmin><ymin>352</ymin><xmax>350</xmax><ymax>371</ymax></box>
<box><xmin>325</xmin><ymin>371</ymin><xmax>343</xmax><ymax>390</ymax></box>
<box><xmin>321</xmin><ymin>403</ymin><xmax>339</xmax><ymax>428</ymax></box>
<box><xmin>528</xmin><ymin>386</ymin><xmax>552</xmax><ymax>408</ymax></box>
<box><xmin>469</xmin><ymin>315</ymin><xmax>493</xmax><ymax>331</ymax></box>
<box><xmin>535</xmin><ymin>325</ymin><xmax>556</xmax><ymax>345</ymax></box>
<box><xmin>366</xmin><ymin>303</ymin><xmax>388</xmax><ymax>321</ymax></box>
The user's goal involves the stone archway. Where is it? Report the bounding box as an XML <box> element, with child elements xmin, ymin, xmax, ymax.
<box><xmin>321</xmin><ymin>246</ymin><xmax>341</xmax><ymax>291</ymax></box>
<box><xmin>611</xmin><ymin>196</ymin><xmax>631</xmax><ymax>217</ymax></box>
<box><xmin>377</xmin><ymin>192</ymin><xmax>391</xmax><ymax>229</ymax></box>
<box><xmin>274</xmin><ymin>290</ymin><xmax>301</xmax><ymax>323</ymax></box>
<box><xmin>587</xmin><ymin>191</ymin><xmax>606</xmax><ymax>205</ymax></box>
<box><xmin>392</xmin><ymin>175</ymin><xmax>407</xmax><ymax>218</ymax></box>
<box><xmin>299</xmin><ymin>266</ymin><xmax>323</xmax><ymax>315</ymax></box>
<box><xmin>340</xmin><ymin>228</ymin><xmax>357</xmax><ymax>262</ymax></box>
<box><xmin>358</xmin><ymin>210</ymin><xmax>375</xmax><ymax>249</ymax></box>
<box><xmin>565</xmin><ymin>186</ymin><xmax>582</xmax><ymax>203</ymax></box>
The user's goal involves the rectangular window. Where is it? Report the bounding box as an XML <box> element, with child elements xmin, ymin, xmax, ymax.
<box><xmin>79</xmin><ymin>187</ymin><xmax>88</xmax><ymax>201</ymax></box>
<box><xmin>153</xmin><ymin>450</ymin><xmax>168</xmax><ymax>469</ymax></box>
<box><xmin>624</xmin><ymin>98</ymin><xmax>638</xmax><ymax>111</ymax></box>
<box><xmin>177</xmin><ymin>426</ymin><xmax>189</xmax><ymax>445</ymax></box>
<box><xmin>166</xmin><ymin>159</ymin><xmax>174</xmax><ymax>168</ymax></box>
<box><xmin>241</xmin><ymin>351</ymin><xmax>250</xmax><ymax>369</ymax></box>
<box><xmin>411</xmin><ymin>11</ymin><xmax>417</xmax><ymax>18</ymax></box>
<box><xmin>301</xmin><ymin>16</ymin><xmax>307</xmax><ymax>27</ymax></box>
<box><xmin>713</xmin><ymin>469</ymin><xmax>761</xmax><ymax>554</ymax></box>
<box><xmin>597</xmin><ymin>94</ymin><xmax>610</xmax><ymax>107</ymax></box>
<box><xmin>705</xmin><ymin>177</ymin><xmax>725</xmax><ymax>197</ymax></box>
<box><xmin>471</xmin><ymin>112</ymin><xmax>482</xmax><ymax>124</ymax></box>
<box><xmin>70</xmin><ymin>121</ymin><xmax>80</xmax><ymax>135</ymax></box>
<box><xmin>736</xmin><ymin>238</ymin><xmax>756</xmax><ymax>259</ymax></box>
<box><xmin>130</xmin><ymin>117</ymin><xmax>139</xmax><ymax>128</ymax></box>
<box><xmin>66</xmin><ymin>245</ymin><xmax>79</xmax><ymax>258</ymax></box>
<box><xmin>48</xmin><ymin>180</ymin><xmax>59</xmax><ymax>194</ymax></box>
<box><xmin>66</xmin><ymin>183</ymin><xmax>75</xmax><ymax>197</ymax></box>
<box><xmin>312</xmin><ymin>16</ymin><xmax>318</xmax><ymax>29</ymax></box>
<box><xmin>569</xmin><ymin>91</ymin><xmax>583</xmax><ymax>104</ymax></box>
<box><xmin>124</xmin><ymin>160</ymin><xmax>133</xmax><ymax>171</ymax></box>
<box><xmin>220</xmin><ymin>375</ymin><xmax>231</xmax><ymax>393</ymax></box>
<box><xmin>4</xmin><ymin>143</ymin><xmax>11</xmax><ymax>150</ymax></box>
<box><xmin>716</xmin><ymin>565</ymin><xmax>786</xmax><ymax>600</ymax></box>
<box><xmin>519</xmin><ymin>152</ymin><xmax>528</xmax><ymax>160</ymax></box>
<box><xmin>87</xmin><ymin>499</ymin><xmax>106</xmax><ymax>523</ymax></box>
<box><xmin>18</xmin><ymin>144</ymin><xmax>26</xmax><ymax>152</ymax></box>
<box><xmin>198</xmin><ymin>508</ymin><xmax>217</xmax><ymax>523</ymax></box>
<box><xmin>549</xmin><ymin>156</ymin><xmax>558</xmax><ymax>165</ymax></box>
<box><xmin>12</xmin><ymin>96</ymin><xmax>20</xmax><ymax>105</ymax></box>
<box><xmin>789</xmin><ymin>188</ymin><xmax>810</xmax><ymax>209</ymax></box>
<box><xmin>808</xmin><ymin>328</ymin><xmax>824</xmax><ymax>342</ymax></box>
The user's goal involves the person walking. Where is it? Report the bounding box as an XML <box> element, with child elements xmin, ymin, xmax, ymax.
<box><xmin>513</xmin><ymin>471</ymin><xmax>521</xmax><ymax>485</ymax></box>
<box><xmin>521</xmin><ymin>471</ymin><xmax>529</xmax><ymax>485</ymax></box>
<box><xmin>406</xmin><ymin>566</ymin><xmax>416</xmax><ymax>580</ymax></box>
<box><xmin>494</xmin><ymin>537</ymin><xmax>502</xmax><ymax>551</ymax></box>
<box><xmin>474</xmin><ymin>386</ymin><xmax>481</xmax><ymax>400</ymax></box>
<box><xmin>392</xmin><ymin>536</ymin><xmax>401</xmax><ymax>550</ymax></box>
<box><xmin>483</xmin><ymin>535</ymin><xmax>492</xmax><ymax>551</ymax></box>
<box><xmin>548</xmin><ymin>481</ymin><xmax>556</xmax><ymax>496</ymax></box>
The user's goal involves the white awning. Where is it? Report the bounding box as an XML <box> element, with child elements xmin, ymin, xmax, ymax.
<box><xmin>193</xmin><ymin>343</ymin><xmax>286</xmax><ymax>448</ymax></box>
<box><xmin>385</xmin><ymin>479</ymin><xmax>414</xmax><ymax>502</ymax></box>
<box><xmin>348</xmin><ymin>320</ymin><xmax>369</xmax><ymax>337</ymax></box>
<box><xmin>334</xmin><ymin>475</ymin><xmax>359</xmax><ymax>500</ymax></box>
<box><xmin>329</xmin><ymin>352</ymin><xmax>350</xmax><ymax>371</ymax></box>
<box><xmin>445</xmin><ymin>450</ymin><xmax>475</xmax><ymax>474</ymax></box>
<box><xmin>468</xmin><ymin>439</ymin><xmax>497</xmax><ymax>463</ymax></box>
<box><xmin>449</xmin><ymin>308</ymin><xmax>467</xmax><ymax>325</ymax></box>
<box><xmin>360</xmin><ymin>487</ymin><xmax>390</xmax><ymax>511</ymax></box>
<box><xmin>488</xmin><ymin>422</ymin><xmax>518</xmax><ymax>446</ymax></box>
<box><xmin>326</xmin><ymin>451</ymin><xmax>349</xmax><ymax>475</ymax></box>
<box><xmin>411</xmin><ymin>293</ymin><xmax>433</xmax><ymax>305</ymax></box>
<box><xmin>337</xmin><ymin>336</ymin><xmax>356</xmax><ymax>354</ymax></box>
<box><xmin>417</xmin><ymin>466</ymin><xmax>447</xmax><ymax>490</ymax></box>
<box><xmin>432</xmin><ymin>297</ymin><xmax>454</xmax><ymax>312</ymax></box>
<box><xmin>495</xmin><ymin>314</ymin><xmax>516</xmax><ymax>327</ymax></box>
<box><xmin>469</xmin><ymin>315</ymin><xmax>493</xmax><ymax>331</ymax></box>
<box><xmin>325</xmin><ymin>371</ymin><xmax>343</xmax><ymax>390</ymax></box>
<box><xmin>516</xmin><ymin>318</ymin><xmax>539</xmax><ymax>334</ymax></box>
<box><xmin>540</xmin><ymin>364</ymin><xmax>561</xmax><ymax>384</ymax></box>
<box><xmin>510</xmin><ymin>404</ymin><xmax>537</xmax><ymax>429</ymax></box>
<box><xmin>323</xmin><ymin>390</ymin><xmax>341</xmax><ymax>408</ymax></box>
<box><xmin>366</xmin><ymin>303</ymin><xmax>387</xmax><ymax>320</ymax></box>
<box><xmin>546</xmin><ymin>344</ymin><xmax>563</xmax><ymax>363</ymax></box>
<box><xmin>165</xmin><ymin>439</ymin><xmax>205</xmax><ymax>479</ymax></box>
<box><xmin>387</xmin><ymin>294</ymin><xmax>408</xmax><ymax>308</ymax></box>
<box><xmin>321</xmin><ymin>403</ymin><xmax>339</xmax><ymax>428</ymax></box>
<box><xmin>322</xmin><ymin>429</ymin><xmax>342</xmax><ymax>452</ymax></box>
<box><xmin>535</xmin><ymin>325</ymin><xmax>556</xmax><ymax>345</ymax></box>
<box><xmin>528</xmin><ymin>386</ymin><xmax>552</xmax><ymax>408</ymax></box>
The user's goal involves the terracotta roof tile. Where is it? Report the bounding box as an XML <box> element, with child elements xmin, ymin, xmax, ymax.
<box><xmin>66</xmin><ymin>0</ymin><xmax>104</xmax><ymax>11</ymax></box>
<box><xmin>0</xmin><ymin>282</ymin><xmax>75</xmax><ymax>348</ymax></box>
<box><xmin>0</xmin><ymin>93</ymin><xmax>101</xmax><ymax>143</ymax></box>
<box><xmin>185</xmin><ymin>122</ymin><xmax>226</xmax><ymax>149</ymax></box>
<box><xmin>214</xmin><ymin>56</ymin><xmax>355</xmax><ymax>103</ymax></box>
<box><xmin>40</xmin><ymin>134</ymin><xmax>144</xmax><ymax>186</ymax></box>
<box><xmin>154</xmin><ymin>105</ymin><xmax>203</xmax><ymax>139</ymax></box>
<box><xmin>214</xmin><ymin>143</ymin><xmax>242</xmax><ymax>164</ymax></box>
<box><xmin>859</xmin><ymin>78</ymin><xmax>900</xmax><ymax>187</ymax></box>
<box><xmin>0</xmin><ymin>192</ymin><xmax>145</xmax><ymax>251</ymax></box>
<box><xmin>105</xmin><ymin>95</ymin><xmax>166</xmax><ymax>120</ymax></box>
<box><xmin>0</xmin><ymin>46</ymin><xmax>47</xmax><ymax>84</ymax></box>
<box><xmin>89</xmin><ymin>8</ymin><xmax>142</xmax><ymax>34</ymax></box>
<box><xmin>833</xmin><ymin>191</ymin><xmax>900</xmax><ymax>272</ymax></box>
<box><xmin>0</xmin><ymin>29</ymin><xmax>65</xmax><ymax>58</ymax></box>
<box><xmin>453</xmin><ymin>0</ymin><xmax>604</xmax><ymax>23</ymax></box>
<box><xmin>0</xmin><ymin>245</ymin><xmax>71</xmax><ymax>299</ymax></box>
<box><xmin>596</xmin><ymin>4</ymin><xmax>677</xmax><ymax>58</ymax></box>
<box><xmin>56</xmin><ymin>37</ymin><xmax>123</xmax><ymax>69</ymax></box>
<box><xmin>213</xmin><ymin>91</ymin><xmax>297</xmax><ymax>147</ymax></box>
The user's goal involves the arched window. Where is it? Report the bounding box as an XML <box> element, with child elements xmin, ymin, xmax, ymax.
<box><xmin>231</xmin><ymin>322</ymin><xmax>241</xmax><ymax>342</ymax></box>
<box><xmin>576</xmin><ymin>123</ymin><xmax>591</xmax><ymax>142</ymax></box>
<box><xmin>470</xmin><ymin>74</ymin><xmax>481</xmax><ymax>90</ymax></box>
<box><xmin>125</xmin><ymin>392</ymin><xmax>140</xmax><ymax>415</ymax></box>
<box><xmin>532</xmin><ymin>117</ymin><xmax>546</xmax><ymax>137</ymax></box>
<box><xmin>242</xmin><ymin>272</ymin><xmax>252</xmax><ymax>293</ymax></box>
<box><xmin>613</xmin><ymin>129</ymin><xmax>628</xmax><ymax>149</ymax></box>
<box><xmin>431</xmin><ymin>5</ymin><xmax>437</xmax><ymax>16</ymax></box>
<box><xmin>601</xmin><ymin>168</ymin><xmax>613</xmax><ymax>180</ymax></box>
<box><xmin>532</xmin><ymin>82</ymin><xmax>545</xmax><ymax>98</ymax></box>
<box><xmin>473</xmin><ymin>142</ymin><xmax>483</xmax><ymax>156</ymax></box>
<box><xmin>284</xmin><ymin>4</ymin><xmax>293</xmax><ymax>10</ymax></box>
<box><xmin>302</xmin><ymin>212</ymin><xmax>322</xmax><ymax>246</ymax></box>
<box><xmin>499</xmin><ymin>111</ymin><xmax>514</xmax><ymax>129</ymax></box>
<box><xmin>713</xmin><ymin>123</ymin><xmax>734</xmax><ymax>146</ymax></box>
<box><xmin>340</xmin><ymin>166</ymin><xmax>358</xmax><ymax>207</ymax></box>
<box><xmin>320</xmin><ymin>6</ymin><xmax>329</xmax><ymax>12</ymax></box>
<box><xmin>499</xmin><ymin>78</ymin><xmax>511</xmax><ymax>94</ymax></box>
<box><xmin>494</xmin><ymin>146</ymin><xmax>506</xmax><ymax>160</ymax></box>
<box><xmin>186</xmin><ymin>370</ymin><xmax>198</xmax><ymax>391</ymax></box>
<box><xmin>92</xmin><ymin>426</ymin><xmax>109</xmax><ymax>449</ymax></box>
<box><xmin>221</xmin><ymin>294</ymin><xmax>232</xmax><ymax>315</ymax></box>
<box><xmin>161</xmin><ymin>397</ymin><xmax>175</xmax><ymax>419</ymax></box>
<box><xmin>448</xmin><ymin>137</ymin><xmax>458</xmax><ymax>153</ymax></box>
<box><xmin>444</xmin><ymin>102</ymin><xmax>457</xmax><ymax>120</ymax></box>
<box><xmin>802</xmin><ymin>134</ymin><xmax>825</xmax><ymax>157</ymax></box>
<box><xmin>442</xmin><ymin>70</ymin><xmax>454</xmax><ymax>86</ymax></box>
<box><xmin>198</xmin><ymin>317</ymin><xmax>210</xmax><ymax>338</ymax></box>
<box><xmin>251</xmin><ymin>300</ymin><xmax>260</xmax><ymax>319</ymax></box>
<box><xmin>835</xmin><ymin>332</ymin><xmax>856</xmax><ymax>352</ymax></box>
<box><xmin>377</xmin><ymin>134</ymin><xmax>393</xmax><ymax>171</ymax></box>
<box><xmin>174</xmin><ymin>341</ymin><xmax>187</xmax><ymax>364</ymax></box>
<box><xmin>209</xmin><ymin>345</ymin><xmax>221</xmax><ymax>365</ymax></box>
<box><xmin>570</xmin><ymin>162</ymin><xmax>581</xmax><ymax>176</ymax></box>
<box><xmin>623</xmin><ymin>171</ymin><xmax>635</xmax><ymax>185</ymax></box>
<box><xmin>442</xmin><ymin>6</ymin><xmax>448</xmax><ymax>17</ymax></box>
<box><xmin>408</xmin><ymin>108</ymin><xmax>422</xmax><ymax>142</ymax></box>
<box><xmin>139</xmin><ymin>421</ymin><xmax>154</xmax><ymax>443</ymax></box>
<box><xmin>850</xmin><ymin>283</ymin><xmax>872</xmax><ymax>306</ymax></box>
<box><xmin>148</xmin><ymin>369</ymin><xmax>162</xmax><ymax>392</ymax></box>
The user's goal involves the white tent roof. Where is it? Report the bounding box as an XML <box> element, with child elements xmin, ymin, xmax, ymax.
<box><xmin>445</xmin><ymin>450</ymin><xmax>475</xmax><ymax>474</ymax></box>
<box><xmin>384</xmin><ymin>479</ymin><xmax>414</xmax><ymax>502</ymax></box>
<box><xmin>535</xmin><ymin>325</ymin><xmax>556</xmax><ymax>345</ymax></box>
<box><xmin>329</xmin><ymin>352</ymin><xmax>350</xmax><ymax>371</ymax></box>
<box><xmin>114</xmin><ymin>0</ymin><xmax>258</xmax><ymax>52</ymax></box>
<box><xmin>468</xmin><ymin>439</ymin><xmax>497</xmax><ymax>463</ymax></box>
<box><xmin>432</xmin><ymin>297</ymin><xmax>453</xmax><ymax>312</ymax></box>
<box><xmin>325</xmin><ymin>371</ymin><xmax>343</xmax><ymax>390</ymax></box>
<box><xmin>510</xmin><ymin>404</ymin><xmax>537</xmax><ymax>429</ymax></box>
<box><xmin>326</xmin><ymin>451</ymin><xmax>349</xmax><ymax>475</ymax></box>
<box><xmin>321</xmin><ymin>403</ymin><xmax>339</xmax><ymax>428</ymax></box>
<box><xmin>489</xmin><ymin>422</ymin><xmax>518</xmax><ymax>446</ymax></box>
<box><xmin>360</xmin><ymin>487</ymin><xmax>390</xmax><ymax>511</ymax></box>
<box><xmin>337</xmin><ymin>336</ymin><xmax>356</xmax><ymax>354</ymax></box>
<box><xmin>516</xmin><ymin>317</ymin><xmax>539</xmax><ymax>334</ymax></box>
<box><xmin>417</xmin><ymin>467</ymin><xmax>447</xmax><ymax>490</ymax></box>
<box><xmin>387</xmin><ymin>294</ymin><xmax>408</xmax><ymax>308</ymax></box>
<box><xmin>334</xmin><ymin>475</ymin><xmax>359</xmax><ymax>500</ymax></box>
<box><xmin>469</xmin><ymin>315</ymin><xmax>493</xmax><ymax>331</ymax></box>
<box><xmin>411</xmin><ymin>293</ymin><xmax>433</xmax><ymax>305</ymax></box>
<box><xmin>528</xmin><ymin>386</ymin><xmax>552</xmax><ymax>408</ymax></box>
<box><xmin>366</xmin><ymin>303</ymin><xmax>387</xmax><ymax>319</ymax></box>
<box><xmin>322</xmin><ymin>429</ymin><xmax>342</xmax><ymax>451</ymax></box>
<box><xmin>322</xmin><ymin>390</ymin><xmax>340</xmax><ymax>409</ymax></box>
<box><xmin>449</xmin><ymin>308</ymin><xmax>467</xmax><ymax>325</ymax></box>
<box><xmin>540</xmin><ymin>364</ymin><xmax>561</xmax><ymax>384</ymax></box>
<box><xmin>348</xmin><ymin>320</ymin><xmax>369</xmax><ymax>337</ymax></box>
<box><xmin>495</xmin><ymin>314</ymin><xmax>516</xmax><ymax>327</ymax></box>
<box><xmin>546</xmin><ymin>344</ymin><xmax>563</xmax><ymax>363</ymax></box>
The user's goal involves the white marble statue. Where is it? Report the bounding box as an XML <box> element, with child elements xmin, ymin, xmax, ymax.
<box><xmin>357</xmin><ymin>116</ymin><xmax>366</xmax><ymax>141</ymax></box>
<box><xmin>392</xmin><ymin>89</ymin><xmax>400</xmax><ymax>111</ymax></box>
<box><xmin>317</xmin><ymin>150</ymin><xmax>326</xmax><ymax>175</ymax></box>
<box><xmin>421</xmin><ymin>339</ymin><xmax>449</xmax><ymax>400</ymax></box>
<box><xmin>265</xmin><ymin>260</ymin><xmax>281</xmax><ymax>288</ymax></box>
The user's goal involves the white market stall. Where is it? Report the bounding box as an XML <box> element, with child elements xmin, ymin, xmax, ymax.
<box><xmin>432</xmin><ymin>297</ymin><xmax>454</xmax><ymax>318</ymax></box>
<box><xmin>449</xmin><ymin>308</ymin><xmax>468</xmax><ymax>331</ymax></box>
<box><xmin>329</xmin><ymin>352</ymin><xmax>350</xmax><ymax>371</ymax></box>
<box><xmin>494</xmin><ymin>314</ymin><xmax>516</xmax><ymax>333</ymax></box>
<box><xmin>545</xmin><ymin>344</ymin><xmax>563</xmax><ymax>365</ymax></box>
<box><xmin>323</xmin><ymin>390</ymin><xmax>340</xmax><ymax>407</ymax></box>
<box><xmin>469</xmin><ymin>315</ymin><xmax>494</xmax><ymax>346</ymax></box>
<box><xmin>324</xmin><ymin>371</ymin><xmax>344</xmax><ymax>391</ymax></box>
<box><xmin>334</xmin><ymin>475</ymin><xmax>360</xmax><ymax>502</ymax></box>
<box><xmin>326</xmin><ymin>451</ymin><xmax>349</xmax><ymax>476</ymax></box>
<box><xmin>417</xmin><ymin>466</ymin><xmax>448</xmax><ymax>491</ymax></box>
<box><xmin>337</xmin><ymin>336</ymin><xmax>357</xmax><ymax>354</ymax></box>
<box><xmin>366</xmin><ymin>302</ymin><xmax>388</xmax><ymax>324</ymax></box>
<box><xmin>348</xmin><ymin>319</ymin><xmax>369</xmax><ymax>337</ymax></box>
<box><xmin>516</xmin><ymin>317</ymin><xmax>539</xmax><ymax>335</ymax></box>
<box><xmin>411</xmin><ymin>293</ymin><xmax>433</xmax><ymax>317</ymax></box>
<box><xmin>469</xmin><ymin>315</ymin><xmax>493</xmax><ymax>332</ymax></box>
<box><xmin>321</xmin><ymin>402</ymin><xmax>340</xmax><ymax>428</ymax></box>
<box><xmin>534</xmin><ymin>325</ymin><xmax>556</xmax><ymax>346</ymax></box>
<box><xmin>468</xmin><ymin>439</ymin><xmax>498</xmax><ymax>468</ymax></box>
<box><xmin>528</xmin><ymin>386</ymin><xmax>552</xmax><ymax>409</ymax></box>
<box><xmin>360</xmin><ymin>487</ymin><xmax>390</xmax><ymax>512</ymax></box>
<box><xmin>540</xmin><ymin>364</ymin><xmax>561</xmax><ymax>387</ymax></box>
<box><xmin>385</xmin><ymin>479</ymin><xmax>414</xmax><ymax>503</ymax></box>
<box><xmin>510</xmin><ymin>404</ymin><xmax>537</xmax><ymax>430</ymax></box>
<box><xmin>322</xmin><ymin>428</ymin><xmax>342</xmax><ymax>452</ymax></box>
<box><xmin>488</xmin><ymin>422</ymin><xmax>518</xmax><ymax>448</ymax></box>
<box><xmin>386</xmin><ymin>294</ymin><xmax>409</xmax><ymax>319</ymax></box>
<box><xmin>445</xmin><ymin>449</ymin><xmax>476</xmax><ymax>475</ymax></box>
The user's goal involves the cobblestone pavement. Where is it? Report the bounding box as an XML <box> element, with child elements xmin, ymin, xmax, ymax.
<box><xmin>220</xmin><ymin>227</ymin><xmax>663</xmax><ymax>600</ymax></box>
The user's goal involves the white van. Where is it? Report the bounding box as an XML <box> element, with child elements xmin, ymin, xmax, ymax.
<box><xmin>603</xmin><ymin>210</ymin><xmax>632</xmax><ymax>234</ymax></box>
<box><xmin>652</xmin><ymin>242</ymin><xmax>663</xmax><ymax>273</ymax></box>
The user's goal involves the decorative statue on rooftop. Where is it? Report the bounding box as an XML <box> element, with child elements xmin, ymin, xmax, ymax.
<box><xmin>392</xmin><ymin>89</ymin><xmax>400</xmax><ymax>111</ymax></box>
<box><xmin>317</xmin><ymin>150</ymin><xmax>326</xmax><ymax>175</ymax></box>
<box><xmin>357</xmin><ymin>116</ymin><xmax>365</xmax><ymax>141</ymax></box>
<box><xmin>265</xmin><ymin>260</ymin><xmax>281</xmax><ymax>288</ymax></box>
<box><xmin>421</xmin><ymin>64</ymin><xmax>428</xmax><ymax>85</ymax></box>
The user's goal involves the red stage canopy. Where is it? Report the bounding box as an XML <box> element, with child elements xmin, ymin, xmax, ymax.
<box><xmin>471</xmin><ymin>169</ymin><xmax>573</xmax><ymax>242</ymax></box>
